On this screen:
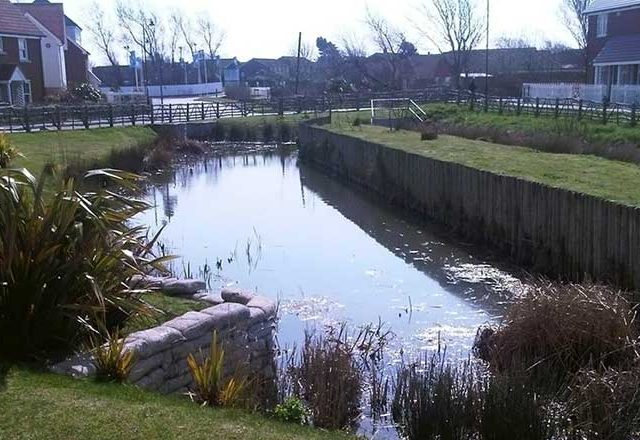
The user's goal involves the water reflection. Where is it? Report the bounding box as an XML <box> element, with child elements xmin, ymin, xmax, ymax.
<box><xmin>138</xmin><ymin>152</ymin><xmax>523</xmax><ymax>360</ymax></box>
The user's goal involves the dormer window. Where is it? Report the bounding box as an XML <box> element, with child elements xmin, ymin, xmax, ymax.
<box><xmin>597</xmin><ymin>14</ymin><xmax>608</xmax><ymax>37</ymax></box>
<box><xmin>18</xmin><ymin>38</ymin><xmax>29</xmax><ymax>61</ymax></box>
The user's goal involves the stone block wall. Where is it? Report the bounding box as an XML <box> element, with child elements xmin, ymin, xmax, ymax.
<box><xmin>53</xmin><ymin>288</ymin><xmax>277</xmax><ymax>395</ymax></box>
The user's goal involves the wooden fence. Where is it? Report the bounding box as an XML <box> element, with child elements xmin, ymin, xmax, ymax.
<box><xmin>451</xmin><ymin>90</ymin><xmax>638</xmax><ymax>126</ymax></box>
<box><xmin>0</xmin><ymin>87</ymin><xmax>450</xmax><ymax>133</ymax></box>
<box><xmin>299</xmin><ymin>122</ymin><xmax>640</xmax><ymax>289</ymax></box>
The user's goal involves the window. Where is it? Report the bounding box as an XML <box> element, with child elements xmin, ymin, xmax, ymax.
<box><xmin>595</xmin><ymin>66</ymin><xmax>610</xmax><ymax>85</ymax></box>
<box><xmin>0</xmin><ymin>37</ymin><xmax>4</xmax><ymax>54</ymax></box>
<box><xmin>618</xmin><ymin>65</ymin><xmax>635</xmax><ymax>85</ymax></box>
<box><xmin>18</xmin><ymin>39</ymin><xmax>29</xmax><ymax>61</ymax></box>
<box><xmin>23</xmin><ymin>81</ymin><xmax>32</xmax><ymax>104</ymax></box>
<box><xmin>597</xmin><ymin>14</ymin><xmax>608</xmax><ymax>37</ymax></box>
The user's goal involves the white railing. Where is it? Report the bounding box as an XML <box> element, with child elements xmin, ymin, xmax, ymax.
<box><xmin>101</xmin><ymin>82</ymin><xmax>224</xmax><ymax>100</ymax></box>
<box><xmin>523</xmin><ymin>83</ymin><xmax>640</xmax><ymax>105</ymax></box>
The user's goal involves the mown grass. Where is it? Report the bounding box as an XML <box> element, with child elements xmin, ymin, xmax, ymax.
<box><xmin>423</xmin><ymin>103</ymin><xmax>640</xmax><ymax>146</ymax></box>
<box><xmin>122</xmin><ymin>292</ymin><xmax>209</xmax><ymax>335</ymax></box>
<box><xmin>325</xmin><ymin>121</ymin><xmax>640</xmax><ymax>207</ymax></box>
<box><xmin>8</xmin><ymin>127</ymin><xmax>158</xmax><ymax>174</ymax></box>
<box><xmin>0</xmin><ymin>366</ymin><xmax>356</xmax><ymax>440</ymax></box>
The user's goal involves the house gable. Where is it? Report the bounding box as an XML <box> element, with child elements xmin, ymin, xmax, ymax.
<box><xmin>0</xmin><ymin>0</ymin><xmax>45</xmax><ymax>38</ymax></box>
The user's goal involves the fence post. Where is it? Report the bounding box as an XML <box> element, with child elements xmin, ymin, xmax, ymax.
<box><xmin>131</xmin><ymin>104</ymin><xmax>136</xmax><ymax>126</ymax></box>
<box><xmin>554</xmin><ymin>99</ymin><xmax>560</xmax><ymax>119</ymax></box>
<box><xmin>278</xmin><ymin>98</ymin><xmax>284</xmax><ymax>116</ymax></box>
<box><xmin>24</xmin><ymin>107</ymin><xmax>31</xmax><ymax>133</ymax></box>
<box><xmin>498</xmin><ymin>97</ymin><xmax>503</xmax><ymax>114</ymax></box>
<box><xmin>168</xmin><ymin>104</ymin><xmax>173</xmax><ymax>123</ymax></box>
<box><xmin>631</xmin><ymin>104</ymin><xmax>637</xmax><ymax>127</ymax></box>
<box><xmin>578</xmin><ymin>100</ymin><xmax>583</xmax><ymax>120</ymax></box>
<box><xmin>56</xmin><ymin>105</ymin><xmax>62</xmax><ymax>130</ymax></box>
<box><xmin>216</xmin><ymin>102</ymin><xmax>220</xmax><ymax>118</ymax></box>
<box><xmin>186</xmin><ymin>103</ymin><xmax>190</xmax><ymax>122</ymax></box>
<box><xmin>200</xmin><ymin>102</ymin><xmax>205</xmax><ymax>120</ymax></box>
<box><xmin>535</xmin><ymin>98</ymin><xmax>540</xmax><ymax>117</ymax></box>
<box><xmin>469</xmin><ymin>93</ymin><xmax>475</xmax><ymax>111</ymax></box>
<box><xmin>602</xmin><ymin>100</ymin><xmax>608</xmax><ymax>124</ymax></box>
<box><xmin>516</xmin><ymin>98</ymin><xmax>522</xmax><ymax>116</ymax></box>
<box><xmin>149</xmin><ymin>104</ymin><xmax>155</xmax><ymax>125</ymax></box>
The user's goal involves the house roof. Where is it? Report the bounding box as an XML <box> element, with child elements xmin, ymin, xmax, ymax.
<box><xmin>593</xmin><ymin>34</ymin><xmax>640</xmax><ymax>65</ymax></box>
<box><xmin>0</xmin><ymin>0</ymin><xmax>45</xmax><ymax>38</ymax></box>
<box><xmin>0</xmin><ymin>64</ymin><xmax>26</xmax><ymax>82</ymax></box>
<box><xmin>64</xmin><ymin>15</ymin><xmax>81</xmax><ymax>30</ymax></box>
<box><xmin>408</xmin><ymin>54</ymin><xmax>446</xmax><ymax>79</ymax></box>
<box><xmin>17</xmin><ymin>2</ymin><xmax>66</xmax><ymax>43</ymax></box>
<box><xmin>584</xmin><ymin>0</ymin><xmax>640</xmax><ymax>14</ymax></box>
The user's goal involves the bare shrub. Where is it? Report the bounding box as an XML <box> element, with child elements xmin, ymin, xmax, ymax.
<box><xmin>474</xmin><ymin>280</ymin><xmax>638</xmax><ymax>389</ymax></box>
<box><xmin>392</xmin><ymin>349</ymin><xmax>481</xmax><ymax>440</ymax></box>
<box><xmin>282</xmin><ymin>323</ymin><xmax>391</xmax><ymax>431</ymax></box>
<box><xmin>567</xmin><ymin>367</ymin><xmax>640</xmax><ymax>440</ymax></box>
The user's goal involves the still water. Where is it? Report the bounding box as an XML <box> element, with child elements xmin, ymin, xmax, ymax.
<box><xmin>138</xmin><ymin>150</ymin><xmax>522</xmax><ymax>360</ymax></box>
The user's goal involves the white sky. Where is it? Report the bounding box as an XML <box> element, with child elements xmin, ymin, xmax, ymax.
<box><xmin>33</xmin><ymin>0</ymin><xmax>576</xmax><ymax>65</ymax></box>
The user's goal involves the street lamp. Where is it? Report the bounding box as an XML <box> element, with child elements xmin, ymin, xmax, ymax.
<box><xmin>484</xmin><ymin>0</ymin><xmax>490</xmax><ymax>111</ymax></box>
<box><xmin>194</xmin><ymin>43</ymin><xmax>202</xmax><ymax>84</ymax></box>
<box><xmin>148</xmin><ymin>19</ymin><xmax>164</xmax><ymax>106</ymax></box>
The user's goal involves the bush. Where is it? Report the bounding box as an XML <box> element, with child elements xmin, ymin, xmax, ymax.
<box><xmin>420</xmin><ymin>122</ymin><xmax>439</xmax><ymax>141</ymax></box>
<box><xmin>277</xmin><ymin>122</ymin><xmax>292</xmax><ymax>143</ymax></box>
<box><xmin>262</xmin><ymin>123</ymin><xmax>275</xmax><ymax>143</ymax></box>
<box><xmin>0</xmin><ymin>134</ymin><xmax>21</xmax><ymax>168</ymax></box>
<box><xmin>274</xmin><ymin>397</ymin><xmax>308</xmax><ymax>425</ymax></box>
<box><xmin>474</xmin><ymin>280</ymin><xmax>638</xmax><ymax>389</ymax></box>
<box><xmin>187</xmin><ymin>331</ymin><xmax>248</xmax><ymax>407</ymax></box>
<box><xmin>228</xmin><ymin>123</ymin><xmax>246</xmax><ymax>142</ymax></box>
<box><xmin>92</xmin><ymin>330</ymin><xmax>135</xmax><ymax>383</ymax></box>
<box><xmin>0</xmin><ymin>168</ymin><xmax>165</xmax><ymax>359</ymax></box>
<box><xmin>70</xmin><ymin>83</ymin><xmax>102</xmax><ymax>103</ymax></box>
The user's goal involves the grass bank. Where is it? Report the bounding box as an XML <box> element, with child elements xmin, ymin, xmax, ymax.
<box><xmin>9</xmin><ymin>127</ymin><xmax>158</xmax><ymax>174</ymax></box>
<box><xmin>0</xmin><ymin>367</ymin><xmax>355</xmax><ymax>440</ymax></box>
<box><xmin>325</xmin><ymin>121</ymin><xmax>640</xmax><ymax>207</ymax></box>
<box><xmin>424</xmin><ymin>103</ymin><xmax>640</xmax><ymax>147</ymax></box>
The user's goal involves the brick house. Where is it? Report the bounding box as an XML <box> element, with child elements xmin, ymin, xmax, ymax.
<box><xmin>584</xmin><ymin>0</ymin><xmax>640</xmax><ymax>86</ymax></box>
<box><xmin>0</xmin><ymin>0</ymin><xmax>45</xmax><ymax>104</ymax></box>
<box><xmin>17</xmin><ymin>0</ymin><xmax>91</xmax><ymax>93</ymax></box>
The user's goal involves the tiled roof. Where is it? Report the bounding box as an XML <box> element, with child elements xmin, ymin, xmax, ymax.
<box><xmin>584</xmin><ymin>0</ymin><xmax>640</xmax><ymax>14</ymax></box>
<box><xmin>0</xmin><ymin>0</ymin><xmax>45</xmax><ymax>37</ymax></box>
<box><xmin>593</xmin><ymin>34</ymin><xmax>640</xmax><ymax>65</ymax></box>
<box><xmin>64</xmin><ymin>15</ymin><xmax>81</xmax><ymax>30</ymax></box>
<box><xmin>17</xmin><ymin>2</ymin><xmax>66</xmax><ymax>43</ymax></box>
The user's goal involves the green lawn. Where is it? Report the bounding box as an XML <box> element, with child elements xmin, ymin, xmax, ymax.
<box><xmin>122</xmin><ymin>292</ymin><xmax>209</xmax><ymax>335</ymax></box>
<box><xmin>424</xmin><ymin>103</ymin><xmax>640</xmax><ymax>146</ymax></box>
<box><xmin>9</xmin><ymin>126</ymin><xmax>158</xmax><ymax>174</ymax></box>
<box><xmin>326</xmin><ymin>122</ymin><xmax>640</xmax><ymax>207</ymax></box>
<box><xmin>0</xmin><ymin>367</ymin><xmax>355</xmax><ymax>440</ymax></box>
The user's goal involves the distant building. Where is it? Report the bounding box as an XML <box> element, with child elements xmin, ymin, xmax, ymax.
<box><xmin>584</xmin><ymin>0</ymin><xmax>640</xmax><ymax>86</ymax></box>
<box><xmin>0</xmin><ymin>0</ymin><xmax>45</xmax><ymax>104</ymax></box>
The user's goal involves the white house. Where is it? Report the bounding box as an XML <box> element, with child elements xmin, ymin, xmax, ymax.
<box><xmin>24</xmin><ymin>12</ymin><xmax>66</xmax><ymax>94</ymax></box>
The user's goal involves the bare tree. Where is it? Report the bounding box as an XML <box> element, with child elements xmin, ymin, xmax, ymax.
<box><xmin>288</xmin><ymin>40</ymin><xmax>317</xmax><ymax>60</ymax></box>
<box><xmin>87</xmin><ymin>1</ymin><xmax>119</xmax><ymax>66</ymax></box>
<box><xmin>495</xmin><ymin>35</ymin><xmax>534</xmax><ymax>49</ymax></box>
<box><xmin>168</xmin><ymin>11</ymin><xmax>182</xmax><ymax>64</ymax></box>
<box><xmin>173</xmin><ymin>13</ymin><xmax>199</xmax><ymax>62</ymax></box>
<box><xmin>197</xmin><ymin>16</ymin><xmax>225</xmax><ymax>61</ymax></box>
<box><xmin>116</xmin><ymin>1</ymin><xmax>164</xmax><ymax>63</ymax></box>
<box><xmin>365</xmin><ymin>9</ymin><xmax>412</xmax><ymax>89</ymax></box>
<box><xmin>560</xmin><ymin>0</ymin><xmax>593</xmax><ymax>79</ymax></box>
<box><xmin>415</xmin><ymin>0</ymin><xmax>484</xmax><ymax>87</ymax></box>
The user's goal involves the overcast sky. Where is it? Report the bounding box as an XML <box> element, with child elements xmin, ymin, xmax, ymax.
<box><xmin>27</xmin><ymin>0</ymin><xmax>577</xmax><ymax>65</ymax></box>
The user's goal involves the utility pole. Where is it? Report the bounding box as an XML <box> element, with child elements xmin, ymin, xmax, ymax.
<box><xmin>295</xmin><ymin>32</ymin><xmax>302</xmax><ymax>96</ymax></box>
<box><xmin>484</xmin><ymin>0</ymin><xmax>490</xmax><ymax>111</ymax></box>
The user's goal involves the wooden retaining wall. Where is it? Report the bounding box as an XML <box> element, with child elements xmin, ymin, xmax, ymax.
<box><xmin>298</xmin><ymin>124</ymin><xmax>640</xmax><ymax>289</ymax></box>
